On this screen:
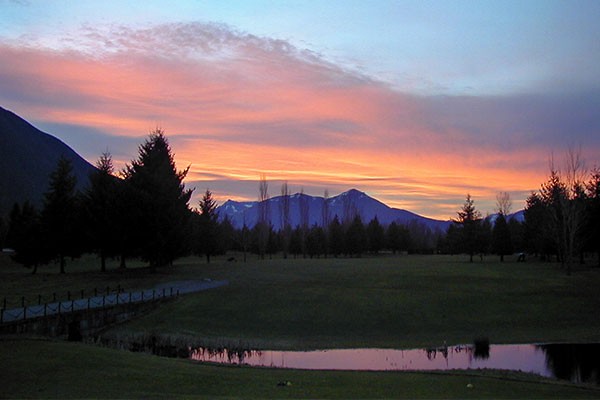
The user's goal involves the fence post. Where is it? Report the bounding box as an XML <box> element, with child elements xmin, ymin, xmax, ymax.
<box><xmin>152</xmin><ymin>290</ymin><xmax>155</xmax><ymax>301</ymax></box>
<box><xmin>21</xmin><ymin>296</ymin><xmax>25</xmax><ymax>307</ymax></box>
<box><xmin>102</xmin><ymin>295</ymin><xmax>105</xmax><ymax>308</ymax></box>
<box><xmin>162</xmin><ymin>288</ymin><xmax>165</xmax><ymax>298</ymax></box>
<box><xmin>87</xmin><ymin>297</ymin><xmax>90</xmax><ymax>310</ymax></box>
<box><xmin>44</xmin><ymin>302</ymin><xmax>47</xmax><ymax>317</ymax></box>
<box><xmin>129</xmin><ymin>292</ymin><xmax>132</xmax><ymax>303</ymax></box>
<box><xmin>170</xmin><ymin>287</ymin><xmax>173</xmax><ymax>297</ymax></box>
<box><xmin>23</xmin><ymin>306</ymin><xmax>26</xmax><ymax>321</ymax></box>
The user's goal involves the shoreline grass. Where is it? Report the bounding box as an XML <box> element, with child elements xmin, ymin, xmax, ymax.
<box><xmin>2</xmin><ymin>338</ymin><xmax>599</xmax><ymax>399</ymax></box>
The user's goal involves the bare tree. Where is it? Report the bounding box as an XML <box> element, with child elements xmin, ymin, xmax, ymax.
<box><xmin>541</xmin><ymin>149</ymin><xmax>587</xmax><ymax>274</ymax></box>
<box><xmin>560</xmin><ymin>148</ymin><xmax>587</xmax><ymax>275</ymax></box>
<box><xmin>280</xmin><ymin>181</ymin><xmax>291</xmax><ymax>258</ymax></box>
<box><xmin>257</xmin><ymin>174</ymin><xmax>270</xmax><ymax>259</ymax></box>
<box><xmin>299</xmin><ymin>188</ymin><xmax>310</xmax><ymax>258</ymax></box>
<box><xmin>322</xmin><ymin>189</ymin><xmax>330</xmax><ymax>228</ymax></box>
<box><xmin>496</xmin><ymin>192</ymin><xmax>512</xmax><ymax>216</ymax></box>
<box><xmin>493</xmin><ymin>192</ymin><xmax>513</xmax><ymax>262</ymax></box>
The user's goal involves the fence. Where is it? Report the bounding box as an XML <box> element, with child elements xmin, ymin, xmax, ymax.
<box><xmin>0</xmin><ymin>286</ymin><xmax>179</xmax><ymax>324</ymax></box>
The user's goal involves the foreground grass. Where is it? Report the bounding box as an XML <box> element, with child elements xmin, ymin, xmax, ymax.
<box><xmin>103</xmin><ymin>254</ymin><xmax>600</xmax><ymax>349</ymax></box>
<box><xmin>1</xmin><ymin>338</ymin><xmax>598</xmax><ymax>399</ymax></box>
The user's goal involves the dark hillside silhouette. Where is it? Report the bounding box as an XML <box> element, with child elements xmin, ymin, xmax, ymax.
<box><xmin>0</xmin><ymin>106</ymin><xmax>96</xmax><ymax>216</ymax></box>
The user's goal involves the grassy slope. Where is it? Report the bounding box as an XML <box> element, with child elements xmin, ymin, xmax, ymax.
<box><xmin>1</xmin><ymin>338</ymin><xmax>598</xmax><ymax>399</ymax></box>
<box><xmin>104</xmin><ymin>255</ymin><xmax>600</xmax><ymax>349</ymax></box>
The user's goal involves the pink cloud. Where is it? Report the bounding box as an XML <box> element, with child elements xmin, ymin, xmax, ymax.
<box><xmin>1</xmin><ymin>22</ymin><xmax>597</xmax><ymax>219</ymax></box>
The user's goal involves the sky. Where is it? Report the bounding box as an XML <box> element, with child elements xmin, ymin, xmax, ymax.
<box><xmin>1</xmin><ymin>0</ymin><xmax>599</xmax><ymax>219</ymax></box>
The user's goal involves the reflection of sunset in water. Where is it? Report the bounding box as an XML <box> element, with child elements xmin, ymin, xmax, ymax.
<box><xmin>191</xmin><ymin>344</ymin><xmax>551</xmax><ymax>376</ymax></box>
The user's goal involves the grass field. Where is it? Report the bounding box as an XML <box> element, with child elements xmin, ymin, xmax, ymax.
<box><xmin>101</xmin><ymin>254</ymin><xmax>600</xmax><ymax>350</ymax></box>
<box><xmin>1</xmin><ymin>338</ymin><xmax>599</xmax><ymax>399</ymax></box>
<box><xmin>1</xmin><ymin>252</ymin><xmax>600</xmax><ymax>398</ymax></box>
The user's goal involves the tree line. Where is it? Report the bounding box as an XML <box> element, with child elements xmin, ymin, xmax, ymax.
<box><xmin>442</xmin><ymin>149</ymin><xmax>600</xmax><ymax>273</ymax></box>
<box><xmin>1</xmin><ymin>130</ymin><xmax>598</xmax><ymax>273</ymax></box>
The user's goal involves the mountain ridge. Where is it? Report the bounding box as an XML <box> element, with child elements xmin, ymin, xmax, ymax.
<box><xmin>0</xmin><ymin>106</ymin><xmax>96</xmax><ymax>216</ymax></box>
<box><xmin>217</xmin><ymin>188</ymin><xmax>453</xmax><ymax>232</ymax></box>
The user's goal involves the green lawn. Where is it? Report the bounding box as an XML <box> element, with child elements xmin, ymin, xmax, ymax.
<box><xmin>2</xmin><ymin>253</ymin><xmax>600</xmax><ymax>398</ymax></box>
<box><xmin>103</xmin><ymin>254</ymin><xmax>600</xmax><ymax>350</ymax></box>
<box><xmin>1</xmin><ymin>338</ymin><xmax>598</xmax><ymax>399</ymax></box>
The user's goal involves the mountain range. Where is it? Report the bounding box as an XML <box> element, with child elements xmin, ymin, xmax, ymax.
<box><xmin>0</xmin><ymin>106</ymin><xmax>96</xmax><ymax>216</ymax></box>
<box><xmin>216</xmin><ymin>189</ymin><xmax>453</xmax><ymax>232</ymax></box>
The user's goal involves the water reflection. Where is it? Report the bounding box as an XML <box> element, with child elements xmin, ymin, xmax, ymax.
<box><xmin>189</xmin><ymin>342</ymin><xmax>600</xmax><ymax>384</ymax></box>
<box><xmin>538</xmin><ymin>344</ymin><xmax>600</xmax><ymax>384</ymax></box>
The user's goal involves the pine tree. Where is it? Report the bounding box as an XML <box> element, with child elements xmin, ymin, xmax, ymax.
<box><xmin>454</xmin><ymin>194</ymin><xmax>482</xmax><ymax>262</ymax></box>
<box><xmin>492</xmin><ymin>214</ymin><xmax>512</xmax><ymax>262</ymax></box>
<box><xmin>586</xmin><ymin>169</ymin><xmax>600</xmax><ymax>267</ymax></box>
<box><xmin>6</xmin><ymin>202</ymin><xmax>48</xmax><ymax>273</ymax></box>
<box><xmin>345</xmin><ymin>215</ymin><xmax>366</xmax><ymax>257</ymax></box>
<box><xmin>123</xmin><ymin>129</ymin><xmax>193</xmax><ymax>270</ymax></box>
<box><xmin>85</xmin><ymin>152</ymin><xmax>119</xmax><ymax>271</ymax></box>
<box><xmin>366</xmin><ymin>216</ymin><xmax>385</xmax><ymax>254</ymax></box>
<box><xmin>327</xmin><ymin>215</ymin><xmax>344</xmax><ymax>257</ymax></box>
<box><xmin>195</xmin><ymin>189</ymin><xmax>219</xmax><ymax>263</ymax></box>
<box><xmin>41</xmin><ymin>157</ymin><xmax>83</xmax><ymax>273</ymax></box>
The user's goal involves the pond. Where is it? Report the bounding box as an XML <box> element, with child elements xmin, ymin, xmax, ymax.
<box><xmin>189</xmin><ymin>342</ymin><xmax>600</xmax><ymax>384</ymax></box>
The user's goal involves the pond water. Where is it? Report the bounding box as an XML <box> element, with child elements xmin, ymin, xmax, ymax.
<box><xmin>189</xmin><ymin>343</ymin><xmax>600</xmax><ymax>384</ymax></box>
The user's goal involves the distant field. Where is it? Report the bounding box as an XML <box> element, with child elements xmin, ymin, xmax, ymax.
<box><xmin>100</xmin><ymin>254</ymin><xmax>600</xmax><ymax>349</ymax></box>
<box><xmin>3</xmin><ymin>252</ymin><xmax>597</xmax><ymax>349</ymax></box>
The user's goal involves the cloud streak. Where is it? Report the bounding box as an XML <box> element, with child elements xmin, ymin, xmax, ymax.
<box><xmin>1</xmin><ymin>22</ymin><xmax>598</xmax><ymax>219</ymax></box>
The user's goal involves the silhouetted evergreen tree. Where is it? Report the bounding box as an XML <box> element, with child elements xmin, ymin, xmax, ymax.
<box><xmin>219</xmin><ymin>215</ymin><xmax>236</xmax><ymax>255</ymax></box>
<box><xmin>84</xmin><ymin>152</ymin><xmax>119</xmax><ymax>271</ymax></box>
<box><xmin>366</xmin><ymin>216</ymin><xmax>385</xmax><ymax>254</ymax></box>
<box><xmin>41</xmin><ymin>157</ymin><xmax>83</xmax><ymax>274</ymax></box>
<box><xmin>123</xmin><ymin>129</ymin><xmax>193</xmax><ymax>270</ymax></box>
<box><xmin>194</xmin><ymin>189</ymin><xmax>219</xmax><ymax>263</ymax></box>
<box><xmin>327</xmin><ymin>215</ymin><xmax>344</xmax><ymax>257</ymax></box>
<box><xmin>524</xmin><ymin>192</ymin><xmax>552</xmax><ymax>258</ymax></box>
<box><xmin>586</xmin><ymin>169</ymin><xmax>600</xmax><ymax>266</ymax></box>
<box><xmin>508</xmin><ymin>217</ymin><xmax>525</xmax><ymax>254</ymax></box>
<box><xmin>442</xmin><ymin>223</ymin><xmax>462</xmax><ymax>255</ymax></box>
<box><xmin>386</xmin><ymin>221</ymin><xmax>410</xmax><ymax>254</ymax></box>
<box><xmin>454</xmin><ymin>194</ymin><xmax>482</xmax><ymax>262</ymax></box>
<box><xmin>492</xmin><ymin>214</ymin><xmax>512</xmax><ymax>262</ymax></box>
<box><xmin>6</xmin><ymin>202</ymin><xmax>48</xmax><ymax>273</ymax></box>
<box><xmin>289</xmin><ymin>226</ymin><xmax>303</xmax><ymax>258</ymax></box>
<box><xmin>345</xmin><ymin>215</ymin><xmax>366</xmax><ymax>257</ymax></box>
<box><xmin>306</xmin><ymin>224</ymin><xmax>326</xmax><ymax>258</ymax></box>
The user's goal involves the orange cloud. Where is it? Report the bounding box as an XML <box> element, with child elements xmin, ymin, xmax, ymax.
<box><xmin>1</xmin><ymin>23</ymin><xmax>597</xmax><ymax>219</ymax></box>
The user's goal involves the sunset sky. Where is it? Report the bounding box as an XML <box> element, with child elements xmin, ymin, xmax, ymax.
<box><xmin>1</xmin><ymin>0</ymin><xmax>599</xmax><ymax>219</ymax></box>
